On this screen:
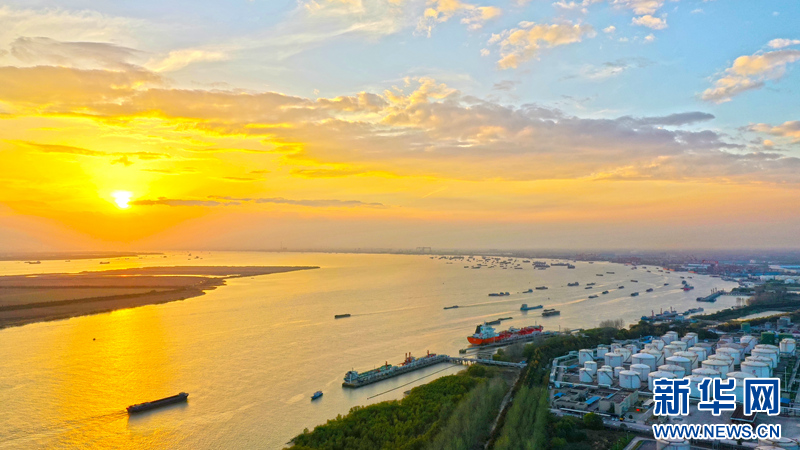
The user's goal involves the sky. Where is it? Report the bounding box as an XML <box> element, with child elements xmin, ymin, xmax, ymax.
<box><xmin>0</xmin><ymin>0</ymin><xmax>799</xmax><ymax>252</ymax></box>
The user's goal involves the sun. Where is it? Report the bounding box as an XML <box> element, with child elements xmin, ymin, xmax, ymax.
<box><xmin>111</xmin><ymin>191</ymin><xmax>133</xmax><ymax>209</ymax></box>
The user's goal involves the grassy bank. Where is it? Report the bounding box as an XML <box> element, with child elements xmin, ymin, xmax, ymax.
<box><xmin>289</xmin><ymin>365</ymin><xmax>510</xmax><ymax>450</ymax></box>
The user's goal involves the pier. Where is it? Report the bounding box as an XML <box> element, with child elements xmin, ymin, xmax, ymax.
<box><xmin>342</xmin><ymin>354</ymin><xmax>527</xmax><ymax>388</ymax></box>
<box><xmin>696</xmin><ymin>289</ymin><xmax>726</xmax><ymax>302</ymax></box>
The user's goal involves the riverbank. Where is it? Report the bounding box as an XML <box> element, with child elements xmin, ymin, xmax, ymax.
<box><xmin>0</xmin><ymin>265</ymin><xmax>317</xmax><ymax>329</ymax></box>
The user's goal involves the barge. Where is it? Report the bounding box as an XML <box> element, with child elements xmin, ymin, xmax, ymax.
<box><xmin>127</xmin><ymin>393</ymin><xmax>188</xmax><ymax>414</ymax></box>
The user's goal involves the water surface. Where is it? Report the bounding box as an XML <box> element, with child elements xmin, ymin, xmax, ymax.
<box><xmin>0</xmin><ymin>252</ymin><xmax>737</xmax><ymax>449</ymax></box>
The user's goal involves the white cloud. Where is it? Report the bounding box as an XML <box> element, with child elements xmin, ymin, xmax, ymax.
<box><xmin>417</xmin><ymin>0</ymin><xmax>502</xmax><ymax>37</ymax></box>
<box><xmin>490</xmin><ymin>21</ymin><xmax>596</xmax><ymax>69</ymax></box>
<box><xmin>768</xmin><ymin>38</ymin><xmax>800</xmax><ymax>49</ymax></box>
<box><xmin>603</xmin><ymin>25</ymin><xmax>616</xmax><ymax>33</ymax></box>
<box><xmin>702</xmin><ymin>48</ymin><xmax>800</xmax><ymax>103</ymax></box>
<box><xmin>632</xmin><ymin>14</ymin><xmax>667</xmax><ymax>30</ymax></box>
<box><xmin>644</xmin><ymin>33</ymin><xmax>655</xmax><ymax>42</ymax></box>
<box><xmin>146</xmin><ymin>49</ymin><xmax>227</xmax><ymax>72</ymax></box>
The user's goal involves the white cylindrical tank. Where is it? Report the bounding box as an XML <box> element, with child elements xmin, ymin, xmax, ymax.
<box><xmin>715</xmin><ymin>347</ymin><xmax>741</xmax><ymax>365</ymax></box>
<box><xmin>673</xmin><ymin>341</ymin><xmax>688</xmax><ymax>351</ymax></box>
<box><xmin>666</xmin><ymin>356</ymin><xmax>691</xmax><ymax>375</ymax></box>
<box><xmin>688</xmin><ymin>374</ymin><xmax>706</xmax><ymax>398</ymax></box>
<box><xmin>659</xmin><ymin>364</ymin><xmax>686</xmax><ymax>378</ymax></box>
<box><xmin>579</xmin><ymin>368</ymin><xmax>594</xmax><ymax>383</ymax></box>
<box><xmin>781</xmin><ymin>339</ymin><xmax>796</xmax><ymax>355</ymax></box>
<box><xmin>692</xmin><ymin>367</ymin><xmax>721</xmax><ymax>379</ymax></box>
<box><xmin>625</xmin><ymin>344</ymin><xmax>639</xmax><ymax>355</ymax></box>
<box><xmin>597</xmin><ymin>368</ymin><xmax>613</xmax><ymax>386</ymax></box>
<box><xmin>666</xmin><ymin>331</ymin><xmax>679</xmax><ymax>342</ymax></box>
<box><xmin>619</xmin><ymin>370</ymin><xmax>641</xmax><ymax>389</ymax></box>
<box><xmin>685</xmin><ymin>332</ymin><xmax>698</xmax><ymax>345</ymax></box>
<box><xmin>741</xmin><ymin>360</ymin><xmax>771</xmax><ymax>378</ymax></box>
<box><xmin>741</xmin><ymin>335</ymin><xmax>757</xmax><ymax>352</ymax></box>
<box><xmin>708</xmin><ymin>354</ymin><xmax>734</xmax><ymax>373</ymax></box>
<box><xmin>601</xmin><ymin>365</ymin><xmax>613</xmax><ymax>371</ymax></box>
<box><xmin>584</xmin><ymin>361</ymin><xmax>598</xmax><ymax>375</ymax></box>
<box><xmin>618</xmin><ymin>347</ymin><xmax>632</xmax><ymax>363</ymax></box>
<box><xmin>643</xmin><ymin>349</ymin><xmax>664</xmax><ymax>366</ymax></box>
<box><xmin>579</xmin><ymin>349</ymin><xmax>594</xmax><ymax>364</ymax></box>
<box><xmin>663</xmin><ymin>344</ymin><xmax>681</xmax><ymax>359</ymax></box>
<box><xmin>747</xmin><ymin>355</ymin><xmax>776</xmax><ymax>370</ymax></box>
<box><xmin>614</xmin><ymin>366</ymin><xmax>624</xmax><ymax>378</ymax></box>
<box><xmin>631</xmin><ymin>363</ymin><xmax>651</xmax><ymax>381</ymax></box>
<box><xmin>728</xmin><ymin>371</ymin><xmax>755</xmax><ymax>403</ymax></box>
<box><xmin>752</xmin><ymin>348</ymin><xmax>779</xmax><ymax>367</ymax></box>
<box><xmin>674</xmin><ymin>351</ymin><xmax>699</xmax><ymax>369</ymax></box>
<box><xmin>661</xmin><ymin>334</ymin><xmax>674</xmax><ymax>344</ymax></box>
<box><xmin>688</xmin><ymin>346</ymin><xmax>709</xmax><ymax>362</ymax></box>
<box><xmin>648</xmin><ymin>371</ymin><xmax>676</xmax><ymax>391</ymax></box>
<box><xmin>596</xmin><ymin>345</ymin><xmax>610</xmax><ymax>359</ymax></box>
<box><xmin>758</xmin><ymin>438</ymin><xmax>799</xmax><ymax>449</ymax></box>
<box><xmin>605</xmin><ymin>352</ymin><xmax>624</xmax><ymax>368</ymax></box>
<box><xmin>657</xmin><ymin>438</ymin><xmax>690</xmax><ymax>449</ymax></box>
<box><xmin>632</xmin><ymin>353</ymin><xmax>656</xmax><ymax>371</ymax></box>
<box><xmin>755</xmin><ymin>344</ymin><xmax>780</xmax><ymax>352</ymax></box>
<box><xmin>645</xmin><ymin>343</ymin><xmax>657</xmax><ymax>351</ymax></box>
<box><xmin>652</xmin><ymin>339</ymin><xmax>665</xmax><ymax>351</ymax></box>
<box><xmin>719</xmin><ymin>335</ymin><xmax>733</xmax><ymax>345</ymax></box>
<box><xmin>702</xmin><ymin>359</ymin><xmax>729</xmax><ymax>377</ymax></box>
<box><xmin>610</xmin><ymin>343</ymin><xmax>622</xmax><ymax>352</ymax></box>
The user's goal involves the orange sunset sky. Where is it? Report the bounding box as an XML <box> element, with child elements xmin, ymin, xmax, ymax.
<box><xmin>1</xmin><ymin>1</ymin><xmax>799</xmax><ymax>251</ymax></box>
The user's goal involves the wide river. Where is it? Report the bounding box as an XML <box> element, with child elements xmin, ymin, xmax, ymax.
<box><xmin>0</xmin><ymin>252</ymin><xmax>737</xmax><ymax>449</ymax></box>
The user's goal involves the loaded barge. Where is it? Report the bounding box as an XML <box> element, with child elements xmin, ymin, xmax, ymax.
<box><xmin>343</xmin><ymin>352</ymin><xmax>448</xmax><ymax>388</ymax></box>
<box><xmin>127</xmin><ymin>393</ymin><xmax>188</xmax><ymax>413</ymax></box>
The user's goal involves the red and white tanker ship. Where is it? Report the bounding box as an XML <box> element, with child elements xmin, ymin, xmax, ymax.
<box><xmin>467</xmin><ymin>323</ymin><xmax>543</xmax><ymax>345</ymax></box>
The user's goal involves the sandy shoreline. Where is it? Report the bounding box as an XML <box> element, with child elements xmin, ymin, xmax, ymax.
<box><xmin>0</xmin><ymin>266</ymin><xmax>317</xmax><ymax>329</ymax></box>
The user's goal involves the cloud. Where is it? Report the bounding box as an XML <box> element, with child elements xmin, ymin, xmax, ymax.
<box><xmin>767</xmin><ymin>38</ymin><xmax>800</xmax><ymax>49</ymax></box>
<box><xmin>618</xmin><ymin>112</ymin><xmax>715</xmax><ymax>126</ymax></box>
<box><xmin>212</xmin><ymin>196</ymin><xmax>386</xmax><ymax>207</ymax></box>
<box><xmin>644</xmin><ymin>33</ymin><xmax>655</xmax><ymax>42</ymax></box>
<box><xmin>4</xmin><ymin>66</ymin><xmax>798</xmax><ymax>185</ymax></box>
<box><xmin>417</xmin><ymin>0</ymin><xmax>502</xmax><ymax>37</ymax></box>
<box><xmin>702</xmin><ymin>48</ymin><xmax>800</xmax><ymax>103</ymax></box>
<box><xmin>603</xmin><ymin>25</ymin><xmax>616</xmax><ymax>33</ymax></box>
<box><xmin>0</xmin><ymin>6</ymin><xmax>145</xmax><ymax>45</ymax></box>
<box><xmin>492</xmin><ymin>80</ymin><xmax>520</xmax><ymax>91</ymax></box>
<box><xmin>574</xmin><ymin>57</ymin><xmax>652</xmax><ymax>79</ymax></box>
<box><xmin>611</xmin><ymin>0</ymin><xmax>664</xmax><ymax>16</ymax></box>
<box><xmin>9</xmin><ymin>37</ymin><xmax>142</xmax><ymax>70</ymax></box>
<box><xmin>631</xmin><ymin>14</ymin><xmax>666</xmax><ymax>30</ymax></box>
<box><xmin>145</xmin><ymin>49</ymin><xmax>228</xmax><ymax>72</ymax></box>
<box><xmin>16</xmin><ymin>141</ymin><xmax>169</xmax><ymax>164</ymax></box>
<box><xmin>748</xmin><ymin>121</ymin><xmax>800</xmax><ymax>142</ymax></box>
<box><xmin>130</xmin><ymin>197</ymin><xmax>228</xmax><ymax>207</ymax></box>
<box><xmin>490</xmin><ymin>21</ymin><xmax>596</xmax><ymax>69</ymax></box>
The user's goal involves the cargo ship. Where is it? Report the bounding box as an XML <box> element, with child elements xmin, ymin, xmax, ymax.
<box><xmin>488</xmin><ymin>292</ymin><xmax>510</xmax><ymax>297</ymax></box>
<box><xmin>520</xmin><ymin>303</ymin><xmax>543</xmax><ymax>311</ymax></box>
<box><xmin>443</xmin><ymin>305</ymin><xmax>459</xmax><ymax>310</ymax></box>
<box><xmin>334</xmin><ymin>314</ymin><xmax>351</xmax><ymax>319</ymax></box>
<box><xmin>127</xmin><ymin>393</ymin><xmax>188</xmax><ymax>413</ymax></box>
<box><xmin>542</xmin><ymin>309</ymin><xmax>560</xmax><ymax>317</ymax></box>
<box><xmin>567</xmin><ymin>282</ymin><xmax>579</xmax><ymax>287</ymax></box>
<box><xmin>535</xmin><ymin>286</ymin><xmax>548</xmax><ymax>290</ymax></box>
<box><xmin>467</xmin><ymin>323</ymin><xmax>542</xmax><ymax>345</ymax></box>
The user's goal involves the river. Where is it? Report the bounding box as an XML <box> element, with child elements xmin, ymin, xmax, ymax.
<box><xmin>0</xmin><ymin>252</ymin><xmax>737</xmax><ymax>449</ymax></box>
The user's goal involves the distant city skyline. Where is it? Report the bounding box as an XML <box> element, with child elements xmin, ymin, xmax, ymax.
<box><xmin>1</xmin><ymin>1</ymin><xmax>799</xmax><ymax>251</ymax></box>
